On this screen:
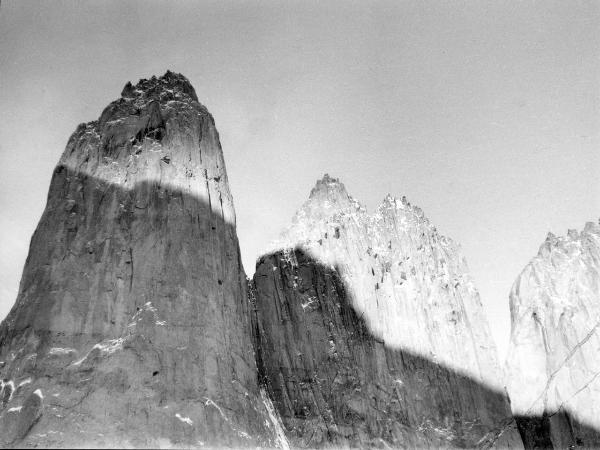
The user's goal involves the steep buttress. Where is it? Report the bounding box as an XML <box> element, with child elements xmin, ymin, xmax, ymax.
<box><xmin>0</xmin><ymin>72</ymin><xmax>286</xmax><ymax>448</ymax></box>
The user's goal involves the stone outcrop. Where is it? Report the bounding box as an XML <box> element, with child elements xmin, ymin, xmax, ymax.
<box><xmin>251</xmin><ymin>175</ymin><xmax>522</xmax><ymax>448</ymax></box>
<box><xmin>0</xmin><ymin>72</ymin><xmax>286</xmax><ymax>448</ymax></box>
<box><xmin>506</xmin><ymin>222</ymin><xmax>600</xmax><ymax>448</ymax></box>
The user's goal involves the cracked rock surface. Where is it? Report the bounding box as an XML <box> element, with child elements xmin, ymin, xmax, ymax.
<box><xmin>0</xmin><ymin>72</ymin><xmax>286</xmax><ymax>448</ymax></box>
<box><xmin>252</xmin><ymin>175</ymin><xmax>522</xmax><ymax>448</ymax></box>
<box><xmin>506</xmin><ymin>221</ymin><xmax>600</xmax><ymax>448</ymax></box>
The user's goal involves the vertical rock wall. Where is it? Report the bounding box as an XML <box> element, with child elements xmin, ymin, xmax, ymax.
<box><xmin>0</xmin><ymin>72</ymin><xmax>283</xmax><ymax>448</ymax></box>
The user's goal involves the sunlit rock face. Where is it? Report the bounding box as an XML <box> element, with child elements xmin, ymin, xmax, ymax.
<box><xmin>506</xmin><ymin>222</ymin><xmax>600</xmax><ymax>448</ymax></box>
<box><xmin>252</xmin><ymin>175</ymin><xmax>522</xmax><ymax>448</ymax></box>
<box><xmin>0</xmin><ymin>72</ymin><xmax>286</xmax><ymax>448</ymax></box>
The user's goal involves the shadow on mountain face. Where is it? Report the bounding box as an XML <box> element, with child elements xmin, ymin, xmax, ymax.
<box><xmin>1</xmin><ymin>163</ymin><xmax>599</xmax><ymax>449</ymax></box>
<box><xmin>515</xmin><ymin>412</ymin><xmax>600</xmax><ymax>449</ymax></box>
<box><xmin>0</xmin><ymin>165</ymin><xmax>282</xmax><ymax>448</ymax></box>
<box><xmin>251</xmin><ymin>247</ymin><xmax>600</xmax><ymax>449</ymax></box>
<box><xmin>0</xmin><ymin>164</ymin><xmax>244</xmax><ymax>350</ymax></box>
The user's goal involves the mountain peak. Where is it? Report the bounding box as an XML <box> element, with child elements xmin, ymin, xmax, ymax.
<box><xmin>255</xmin><ymin>171</ymin><xmax>519</xmax><ymax>448</ymax></box>
<box><xmin>300</xmin><ymin>174</ymin><xmax>359</xmax><ymax>220</ymax></box>
<box><xmin>120</xmin><ymin>70</ymin><xmax>199</xmax><ymax>102</ymax></box>
<box><xmin>308</xmin><ymin>173</ymin><xmax>349</xmax><ymax>200</ymax></box>
<box><xmin>0</xmin><ymin>72</ymin><xmax>281</xmax><ymax>447</ymax></box>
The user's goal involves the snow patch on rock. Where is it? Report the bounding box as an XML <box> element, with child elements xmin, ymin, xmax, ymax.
<box><xmin>175</xmin><ymin>413</ymin><xmax>193</xmax><ymax>425</ymax></box>
<box><xmin>48</xmin><ymin>347</ymin><xmax>77</xmax><ymax>356</ymax></box>
<box><xmin>260</xmin><ymin>388</ymin><xmax>290</xmax><ymax>450</ymax></box>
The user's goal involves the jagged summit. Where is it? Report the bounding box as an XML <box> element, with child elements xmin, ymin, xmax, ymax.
<box><xmin>536</xmin><ymin>220</ymin><xmax>600</xmax><ymax>258</ymax></box>
<box><xmin>120</xmin><ymin>70</ymin><xmax>199</xmax><ymax>103</ymax></box>
<box><xmin>308</xmin><ymin>173</ymin><xmax>348</xmax><ymax>198</ymax></box>
<box><xmin>285</xmin><ymin>175</ymin><xmax>362</xmax><ymax>233</ymax></box>
<box><xmin>67</xmin><ymin>71</ymin><xmax>208</xmax><ymax>168</ymax></box>
<box><xmin>274</xmin><ymin>175</ymin><xmax>446</xmax><ymax>255</ymax></box>
<box><xmin>59</xmin><ymin>70</ymin><xmax>226</xmax><ymax>201</ymax></box>
<box><xmin>305</xmin><ymin>174</ymin><xmax>356</xmax><ymax>214</ymax></box>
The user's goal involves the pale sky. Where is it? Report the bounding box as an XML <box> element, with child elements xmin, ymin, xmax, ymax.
<box><xmin>0</xmin><ymin>1</ymin><xmax>598</xmax><ymax>360</ymax></box>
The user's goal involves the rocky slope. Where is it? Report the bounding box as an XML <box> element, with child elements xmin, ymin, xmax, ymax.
<box><xmin>251</xmin><ymin>175</ymin><xmax>523</xmax><ymax>448</ymax></box>
<box><xmin>506</xmin><ymin>221</ymin><xmax>600</xmax><ymax>448</ymax></box>
<box><xmin>0</xmin><ymin>72</ymin><xmax>287</xmax><ymax>448</ymax></box>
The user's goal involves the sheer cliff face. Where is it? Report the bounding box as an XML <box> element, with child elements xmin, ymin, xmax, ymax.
<box><xmin>0</xmin><ymin>72</ymin><xmax>285</xmax><ymax>448</ymax></box>
<box><xmin>506</xmin><ymin>222</ymin><xmax>600</xmax><ymax>448</ymax></box>
<box><xmin>252</xmin><ymin>175</ymin><xmax>522</xmax><ymax>448</ymax></box>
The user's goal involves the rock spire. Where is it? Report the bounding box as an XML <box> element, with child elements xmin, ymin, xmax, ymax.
<box><xmin>506</xmin><ymin>221</ymin><xmax>600</xmax><ymax>448</ymax></box>
<box><xmin>252</xmin><ymin>175</ymin><xmax>522</xmax><ymax>448</ymax></box>
<box><xmin>0</xmin><ymin>72</ymin><xmax>286</xmax><ymax>448</ymax></box>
